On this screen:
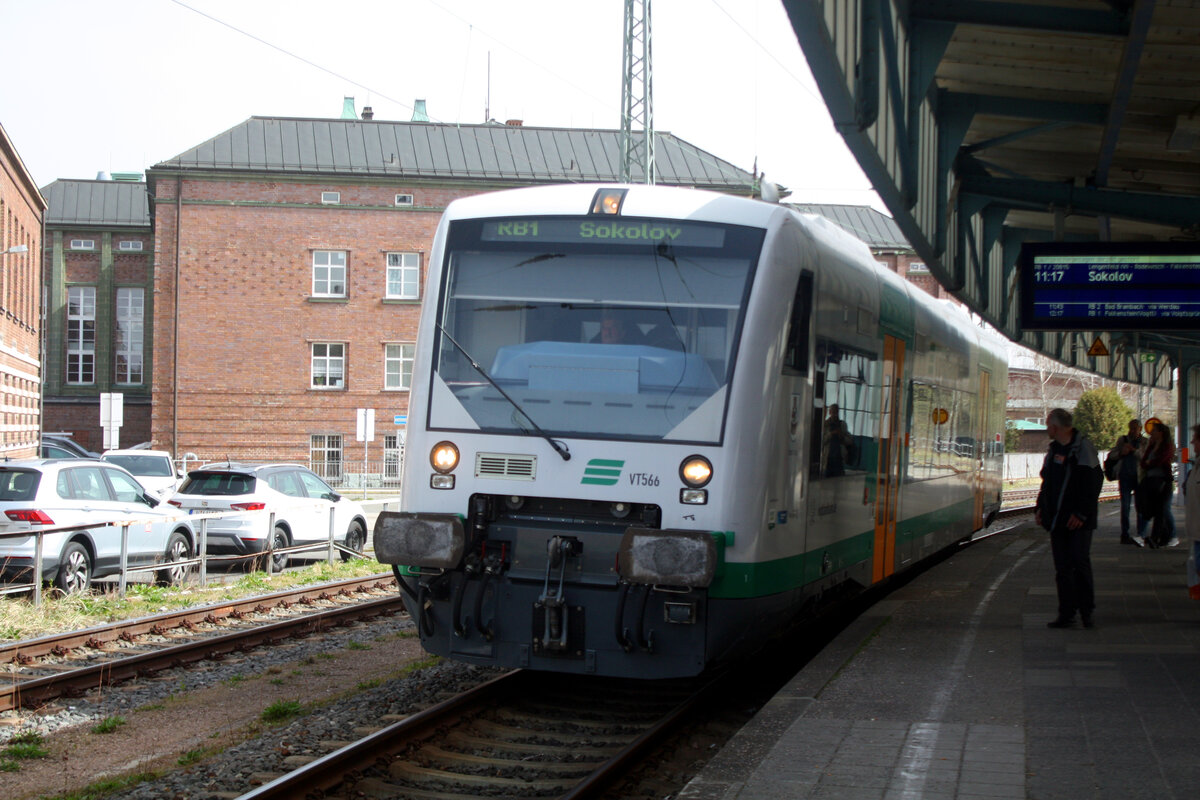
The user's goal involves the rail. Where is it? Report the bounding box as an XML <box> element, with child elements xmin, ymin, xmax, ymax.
<box><xmin>0</xmin><ymin>574</ymin><xmax>401</xmax><ymax>712</ymax></box>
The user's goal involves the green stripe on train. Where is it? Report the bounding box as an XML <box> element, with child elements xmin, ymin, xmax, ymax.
<box><xmin>708</xmin><ymin>498</ymin><xmax>976</xmax><ymax>599</ymax></box>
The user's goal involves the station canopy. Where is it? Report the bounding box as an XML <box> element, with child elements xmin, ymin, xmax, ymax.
<box><xmin>784</xmin><ymin>0</ymin><xmax>1200</xmax><ymax>389</ymax></box>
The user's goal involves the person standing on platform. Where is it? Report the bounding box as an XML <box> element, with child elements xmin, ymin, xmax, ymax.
<box><xmin>1138</xmin><ymin>423</ymin><xmax>1178</xmax><ymax>547</ymax></box>
<box><xmin>1035</xmin><ymin>408</ymin><xmax>1104</xmax><ymax>629</ymax></box>
<box><xmin>1186</xmin><ymin>426</ymin><xmax>1200</xmax><ymax>541</ymax></box>
<box><xmin>1112</xmin><ymin>419</ymin><xmax>1147</xmax><ymax>545</ymax></box>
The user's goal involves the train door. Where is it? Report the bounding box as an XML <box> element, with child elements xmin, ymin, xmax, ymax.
<box><xmin>873</xmin><ymin>334</ymin><xmax>906</xmax><ymax>583</ymax></box>
<box><xmin>974</xmin><ymin>369</ymin><xmax>991</xmax><ymax>530</ymax></box>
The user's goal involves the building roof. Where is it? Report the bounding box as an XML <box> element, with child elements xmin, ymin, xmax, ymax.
<box><xmin>787</xmin><ymin>203</ymin><xmax>910</xmax><ymax>250</ymax></box>
<box><xmin>41</xmin><ymin>179</ymin><xmax>149</xmax><ymax>228</ymax></box>
<box><xmin>150</xmin><ymin>117</ymin><xmax>756</xmax><ymax>190</ymax></box>
<box><xmin>0</xmin><ymin>122</ymin><xmax>47</xmax><ymax>215</ymax></box>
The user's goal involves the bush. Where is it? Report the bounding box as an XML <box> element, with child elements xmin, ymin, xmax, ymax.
<box><xmin>1073</xmin><ymin>388</ymin><xmax>1132</xmax><ymax>451</ymax></box>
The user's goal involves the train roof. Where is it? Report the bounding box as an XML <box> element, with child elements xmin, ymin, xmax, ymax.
<box><xmin>445</xmin><ymin>183</ymin><xmax>785</xmax><ymax>229</ymax></box>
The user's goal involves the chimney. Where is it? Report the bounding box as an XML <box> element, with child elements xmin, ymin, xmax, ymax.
<box><xmin>361</xmin><ymin>106</ymin><xmax>374</xmax><ymax>120</ymax></box>
<box><xmin>411</xmin><ymin>99</ymin><xmax>430</xmax><ymax>122</ymax></box>
<box><xmin>505</xmin><ymin>119</ymin><xmax>523</xmax><ymax>127</ymax></box>
<box><xmin>340</xmin><ymin>96</ymin><xmax>356</xmax><ymax>119</ymax></box>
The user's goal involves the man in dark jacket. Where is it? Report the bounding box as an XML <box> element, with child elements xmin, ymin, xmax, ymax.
<box><xmin>1035</xmin><ymin>408</ymin><xmax>1104</xmax><ymax>629</ymax></box>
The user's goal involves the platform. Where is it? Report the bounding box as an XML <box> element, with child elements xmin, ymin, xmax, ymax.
<box><xmin>681</xmin><ymin>501</ymin><xmax>1200</xmax><ymax>799</ymax></box>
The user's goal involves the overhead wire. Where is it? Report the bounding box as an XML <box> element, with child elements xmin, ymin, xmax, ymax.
<box><xmin>168</xmin><ymin>0</ymin><xmax>869</xmax><ymax>199</ymax></box>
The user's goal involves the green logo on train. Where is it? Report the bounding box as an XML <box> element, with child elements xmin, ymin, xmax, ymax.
<box><xmin>582</xmin><ymin>459</ymin><xmax>624</xmax><ymax>486</ymax></box>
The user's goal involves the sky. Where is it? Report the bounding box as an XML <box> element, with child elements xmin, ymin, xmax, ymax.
<box><xmin>0</xmin><ymin>0</ymin><xmax>884</xmax><ymax>211</ymax></box>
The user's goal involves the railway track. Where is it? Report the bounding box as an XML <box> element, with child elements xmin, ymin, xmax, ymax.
<box><xmin>240</xmin><ymin>668</ymin><xmax>719</xmax><ymax>800</ymax></box>
<box><xmin>0</xmin><ymin>574</ymin><xmax>402</xmax><ymax>712</ymax></box>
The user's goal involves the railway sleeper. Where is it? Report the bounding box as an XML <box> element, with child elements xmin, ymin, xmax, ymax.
<box><xmin>387</xmin><ymin>759</ymin><xmax>574</xmax><ymax>791</ymax></box>
<box><xmin>470</xmin><ymin>718</ymin><xmax>637</xmax><ymax>746</ymax></box>
<box><xmin>445</xmin><ymin>730</ymin><xmax>607</xmax><ymax>757</ymax></box>
<box><xmin>421</xmin><ymin>745</ymin><xmax>602</xmax><ymax>774</ymax></box>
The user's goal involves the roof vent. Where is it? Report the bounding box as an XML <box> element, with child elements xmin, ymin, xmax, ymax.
<box><xmin>340</xmin><ymin>96</ymin><xmax>357</xmax><ymax>120</ymax></box>
<box><xmin>411</xmin><ymin>99</ymin><xmax>429</xmax><ymax>122</ymax></box>
<box><xmin>505</xmin><ymin>119</ymin><xmax>523</xmax><ymax>127</ymax></box>
<box><xmin>96</xmin><ymin>171</ymin><xmax>111</xmax><ymax>181</ymax></box>
<box><xmin>361</xmin><ymin>106</ymin><xmax>374</xmax><ymax>120</ymax></box>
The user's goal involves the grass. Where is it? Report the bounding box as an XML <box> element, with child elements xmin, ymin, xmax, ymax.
<box><xmin>91</xmin><ymin>715</ymin><xmax>126</xmax><ymax>734</ymax></box>
<box><xmin>36</xmin><ymin>772</ymin><xmax>157</xmax><ymax>799</ymax></box>
<box><xmin>0</xmin><ymin>560</ymin><xmax>389</xmax><ymax>643</ymax></box>
<box><xmin>346</xmin><ymin>640</ymin><xmax>371</xmax><ymax>650</ymax></box>
<box><xmin>2</xmin><ymin>731</ymin><xmax>49</xmax><ymax>764</ymax></box>
<box><xmin>260</xmin><ymin>700</ymin><xmax>304</xmax><ymax>723</ymax></box>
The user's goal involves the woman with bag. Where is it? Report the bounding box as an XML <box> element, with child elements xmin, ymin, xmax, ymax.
<box><xmin>1137</xmin><ymin>423</ymin><xmax>1177</xmax><ymax>547</ymax></box>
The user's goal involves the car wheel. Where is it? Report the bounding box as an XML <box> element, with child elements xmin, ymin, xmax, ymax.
<box><xmin>156</xmin><ymin>531</ymin><xmax>193</xmax><ymax>586</ymax></box>
<box><xmin>265</xmin><ymin>525</ymin><xmax>289</xmax><ymax>572</ymax></box>
<box><xmin>54</xmin><ymin>542</ymin><xmax>92</xmax><ymax>594</ymax></box>
<box><xmin>341</xmin><ymin>520</ymin><xmax>366</xmax><ymax>562</ymax></box>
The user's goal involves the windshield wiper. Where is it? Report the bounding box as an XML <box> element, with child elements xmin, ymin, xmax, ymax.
<box><xmin>435</xmin><ymin>324</ymin><xmax>571</xmax><ymax>462</ymax></box>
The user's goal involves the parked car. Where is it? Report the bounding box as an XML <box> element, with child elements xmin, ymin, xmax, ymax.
<box><xmin>100</xmin><ymin>450</ymin><xmax>180</xmax><ymax>500</ymax></box>
<box><xmin>40</xmin><ymin>435</ymin><xmax>99</xmax><ymax>460</ymax></box>
<box><xmin>168</xmin><ymin>463</ymin><xmax>368</xmax><ymax>570</ymax></box>
<box><xmin>0</xmin><ymin>459</ymin><xmax>196</xmax><ymax>593</ymax></box>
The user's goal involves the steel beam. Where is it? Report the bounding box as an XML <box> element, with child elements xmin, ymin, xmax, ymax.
<box><xmin>911</xmin><ymin>0</ymin><xmax>1129</xmax><ymax>36</ymax></box>
<box><xmin>960</xmin><ymin>175</ymin><xmax>1200</xmax><ymax>229</ymax></box>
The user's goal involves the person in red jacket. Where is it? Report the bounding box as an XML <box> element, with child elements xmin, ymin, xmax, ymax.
<box><xmin>1036</xmin><ymin>408</ymin><xmax>1104</xmax><ymax>629</ymax></box>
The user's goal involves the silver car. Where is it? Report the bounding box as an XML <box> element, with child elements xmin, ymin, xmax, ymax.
<box><xmin>0</xmin><ymin>459</ymin><xmax>196</xmax><ymax>593</ymax></box>
<box><xmin>168</xmin><ymin>463</ymin><xmax>368</xmax><ymax>571</ymax></box>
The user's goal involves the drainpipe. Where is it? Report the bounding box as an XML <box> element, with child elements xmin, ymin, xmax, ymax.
<box><xmin>173</xmin><ymin>176</ymin><xmax>181</xmax><ymax>456</ymax></box>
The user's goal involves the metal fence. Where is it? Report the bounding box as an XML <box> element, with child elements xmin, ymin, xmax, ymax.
<box><xmin>0</xmin><ymin>498</ymin><xmax>402</xmax><ymax>607</ymax></box>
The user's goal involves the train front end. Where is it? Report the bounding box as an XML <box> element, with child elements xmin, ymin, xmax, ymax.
<box><xmin>375</xmin><ymin>186</ymin><xmax>768</xmax><ymax>678</ymax></box>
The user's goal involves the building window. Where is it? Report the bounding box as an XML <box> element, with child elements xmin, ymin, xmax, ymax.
<box><xmin>395</xmin><ymin>193</ymin><xmax>414</xmax><ymax>206</ymax></box>
<box><xmin>118</xmin><ymin>240</ymin><xmax>144</xmax><ymax>251</ymax></box>
<box><xmin>321</xmin><ymin>191</ymin><xmax>340</xmax><ymax>204</ymax></box>
<box><xmin>385</xmin><ymin>343</ymin><xmax>415</xmax><ymax>390</ymax></box>
<box><xmin>310</xmin><ymin>434</ymin><xmax>343</xmax><ymax>483</ymax></box>
<box><xmin>67</xmin><ymin>287</ymin><xmax>97</xmax><ymax>384</ymax></box>
<box><xmin>115</xmin><ymin>288</ymin><xmax>144</xmax><ymax>384</ymax></box>
<box><xmin>312</xmin><ymin>251</ymin><xmax>346</xmax><ymax>297</ymax></box>
<box><xmin>385</xmin><ymin>252</ymin><xmax>419</xmax><ymax>299</ymax></box>
<box><xmin>69</xmin><ymin>239</ymin><xmax>95</xmax><ymax>251</ymax></box>
<box><xmin>311</xmin><ymin>343</ymin><xmax>345</xmax><ymax>388</ymax></box>
<box><xmin>908</xmin><ymin>262</ymin><xmax>929</xmax><ymax>273</ymax></box>
<box><xmin>384</xmin><ymin>433</ymin><xmax>403</xmax><ymax>479</ymax></box>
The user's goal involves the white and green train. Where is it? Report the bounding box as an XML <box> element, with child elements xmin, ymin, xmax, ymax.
<box><xmin>375</xmin><ymin>183</ymin><xmax>1007</xmax><ymax>678</ymax></box>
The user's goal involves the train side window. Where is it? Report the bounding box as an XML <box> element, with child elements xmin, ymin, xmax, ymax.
<box><xmin>784</xmin><ymin>271</ymin><xmax>814</xmax><ymax>374</ymax></box>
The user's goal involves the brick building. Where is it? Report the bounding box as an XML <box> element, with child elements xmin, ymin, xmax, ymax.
<box><xmin>0</xmin><ymin>122</ymin><xmax>45</xmax><ymax>459</ymax></box>
<box><xmin>40</xmin><ymin>177</ymin><xmax>152</xmax><ymax>450</ymax></box>
<box><xmin>146</xmin><ymin>115</ymin><xmax>756</xmax><ymax>476</ymax></box>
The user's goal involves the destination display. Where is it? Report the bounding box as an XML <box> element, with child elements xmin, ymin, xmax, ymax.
<box><xmin>1019</xmin><ymin>242</ymin><xmax>1200</xmax><ymax>331</ymax></box>
<box><xmin>480</xmin><ymin>217</ymin><xmax>727</xmax><ymax>248</ymax></box>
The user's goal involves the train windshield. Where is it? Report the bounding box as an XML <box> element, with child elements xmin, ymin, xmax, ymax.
<box><xmin>431</xmin><ymin>215</ymin><xmax>763</xmax><ymax>443</ymax></box>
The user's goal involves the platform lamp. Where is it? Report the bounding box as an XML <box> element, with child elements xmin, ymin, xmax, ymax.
<box><xmin>1</xmin><ymin>244</ymin><xmax>29</xmax><ymax>257</ymax></box>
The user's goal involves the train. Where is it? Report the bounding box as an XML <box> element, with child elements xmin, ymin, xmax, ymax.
<box><xmin>374</xmin><ymin>183</ymin><xmax>1008</xmax><ymax>679</ymax></box>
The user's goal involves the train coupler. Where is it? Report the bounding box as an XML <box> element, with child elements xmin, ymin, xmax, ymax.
<box><xmin>534</xmin><ymin>536</ymin><xmax>581</xmax><ymax>653</ymax></box>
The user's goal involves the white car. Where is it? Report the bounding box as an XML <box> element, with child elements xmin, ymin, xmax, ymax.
<box><xmin>100</xmin><ymin>449</ymin><xmax>180</xmax><ymax>499</ymax></box>
<box><xmin>0</xmin><ymin>459</ymin><xmax>196</xmax><ymax>593</ymax></box>
<box><xmin>168</xmin><ymin>463</ymin><xmax>368</xmax><ymax>570</ymax></box>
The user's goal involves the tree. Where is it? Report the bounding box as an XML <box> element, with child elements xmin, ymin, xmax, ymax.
<box><xmin>1073</xmin><ymin>387</ymin><xmax>1132</xmax><ymax>451</ymax></box>
<box><xmin>1004</xmin><ymin>421</ymin><xmax>1023</xmax><ymax>453</ymax></box>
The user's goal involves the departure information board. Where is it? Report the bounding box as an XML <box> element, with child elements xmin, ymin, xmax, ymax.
<box><xmin>1019</xmin><ymin>242</ymin><xmax>1200</xmax><ymax>331</ymax></box>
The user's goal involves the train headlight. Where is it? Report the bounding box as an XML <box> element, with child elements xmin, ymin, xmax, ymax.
<box><xmin>679</xmin><ymin>455</ymin><xmax>713</xmax><ymax>488</ymax></box>
<box><xmin>590</xmin><ymin>188</ymin><xmax>627</xmax><ymax>215</ymax></box>
<box><xmin>430</xmin><ymin>441</ymin><xmax>460</xmax><ymax>474</ymax></box>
